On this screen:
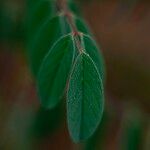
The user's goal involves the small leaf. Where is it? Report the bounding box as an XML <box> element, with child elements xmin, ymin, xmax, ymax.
<box><xmin>82</xmin><ymin>34</ymin><xmax>105</xmax><ymax>82</ymax></box>
<box><xmin>74</xmin><ymin>17</ymin><xmax>91</xmax><ymax>35</ymax></box>
<box><xmin>28</xmin><ymin>15</ymin><xmax>91</xmax><ymax>76</ymax></box>
<box><xmin>28</xmin><ymin>15</ymin><xmax>68</xmax><ymax>76</ymax></box>
<box><xmin>67</xmin><ymin>52</ymin><xmax>104</xmax><ymax>142</ymax></box>
<box><xmin>26</xmin><ymin>0</ymin><xmax>83</xmax><ymax>39</ymax></box>
<box><xmin>37</xmin><ymin>34</ymin><xmax>74</xmax><ymax>109</ymax></box>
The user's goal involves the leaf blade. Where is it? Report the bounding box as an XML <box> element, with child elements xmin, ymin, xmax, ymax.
<box><xmin>28</xmin><ymin>14</ymin><xmax>92</xmax><ymax>76</ymax></box>
<box><xmin>28</xmin><ymin>15</ymin><xmax>69</xmax><ymax>76</ymax></box>
<box><xmin>67</xmin><ymin>53</ymin><xmax>104</xmax><ymax>142</ymax></box>
<box><xmin>37</xmin><ymin>34</ymin><xmax>74</xmax><ymax>109</ymax></box>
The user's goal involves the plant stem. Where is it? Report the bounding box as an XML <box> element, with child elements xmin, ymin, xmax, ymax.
<box><xmin>56</xmin><ymin>0</ymin><xmax>83</xmax><ymax>53</ymax></box>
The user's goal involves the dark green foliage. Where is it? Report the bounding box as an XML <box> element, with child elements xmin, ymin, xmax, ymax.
<box><xmin>26</xmin><ymin>0</ymin><xmax>82</xmax><ymax>40</ymax></box>
<box><xmin>84</xmin><ymin>111</ymin><xmax>109</xmax><ymax>150</ymax></box>
<box><xmin>28</xmin><ymin>14</ymin><xmax>90</xmax><ymax>76</ymax></box>
<box><xmin>67</xmin><ymin>53</ymin><xmax>104</xmax><ymax>142</ymax></box>
<box><xmin>26</xmin><ymin>0</ymin><xmax>105</xmax><ymax>142</ymax></box>
<box><xmin>68</xmin><ymin>0</ymin><xmax>82</xmax><ymax>16</ymax></box>
<box><xmin>82</xmin><ymin>35</ymin><xmax>105</xmax><ymax>82</ymax></box>
<box><xmin>37</xmin><ymin>34</ymin><xmax>74</xmax><ymax>109</ymax></box>
<box><xmin>28</xmin><ymin>15</ymin><xmax>68</xmax><ymax>76</ymax></box>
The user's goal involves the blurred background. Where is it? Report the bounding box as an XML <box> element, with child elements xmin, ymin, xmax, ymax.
<box><xmin>0</xmin><ymin>0</ymin><xmax>150</xmax><ymax>149</ymax></box>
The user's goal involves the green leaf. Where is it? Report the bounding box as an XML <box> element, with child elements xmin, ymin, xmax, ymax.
<box><xmin>67</xmin><ymin>52</ymin><xmax>104</xmax><ymax>142</ymax></box>
<box><xmin>26</xmin><ymin>0</ymin><xmax>82</xmax><ymax>38</ymax></box>
<box><xmin>72</xmin><ymin>34</ymin><xmax>105</xmax><ymax>82</ymax></box>
<box><xmin>37</xmin><ymin>34</ymin><xmax>74</xmax><ymax>109</ymax></box>
<box><xmin>82</xmin><ymin>34</ymin><xmax>105</xmax><ymax>82</ymax></box>
<box><xmin>28</xmin><ymin>14</ymin><xmax>91</xmax><ymax>76</ymax></box>
<box><xmin>84</xmin><ymin>111</ymin><xmax>109</xmax><ymax>150</ymax></box>
<box><xmin>74</xmin><ymin>16</ymin><xmax>91</xmax><ymax>36</ymax></box>
<box><xmin>28</xmin><ymin>14</ymin><xmax>68</xmax><ymax>76</ymax></box>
